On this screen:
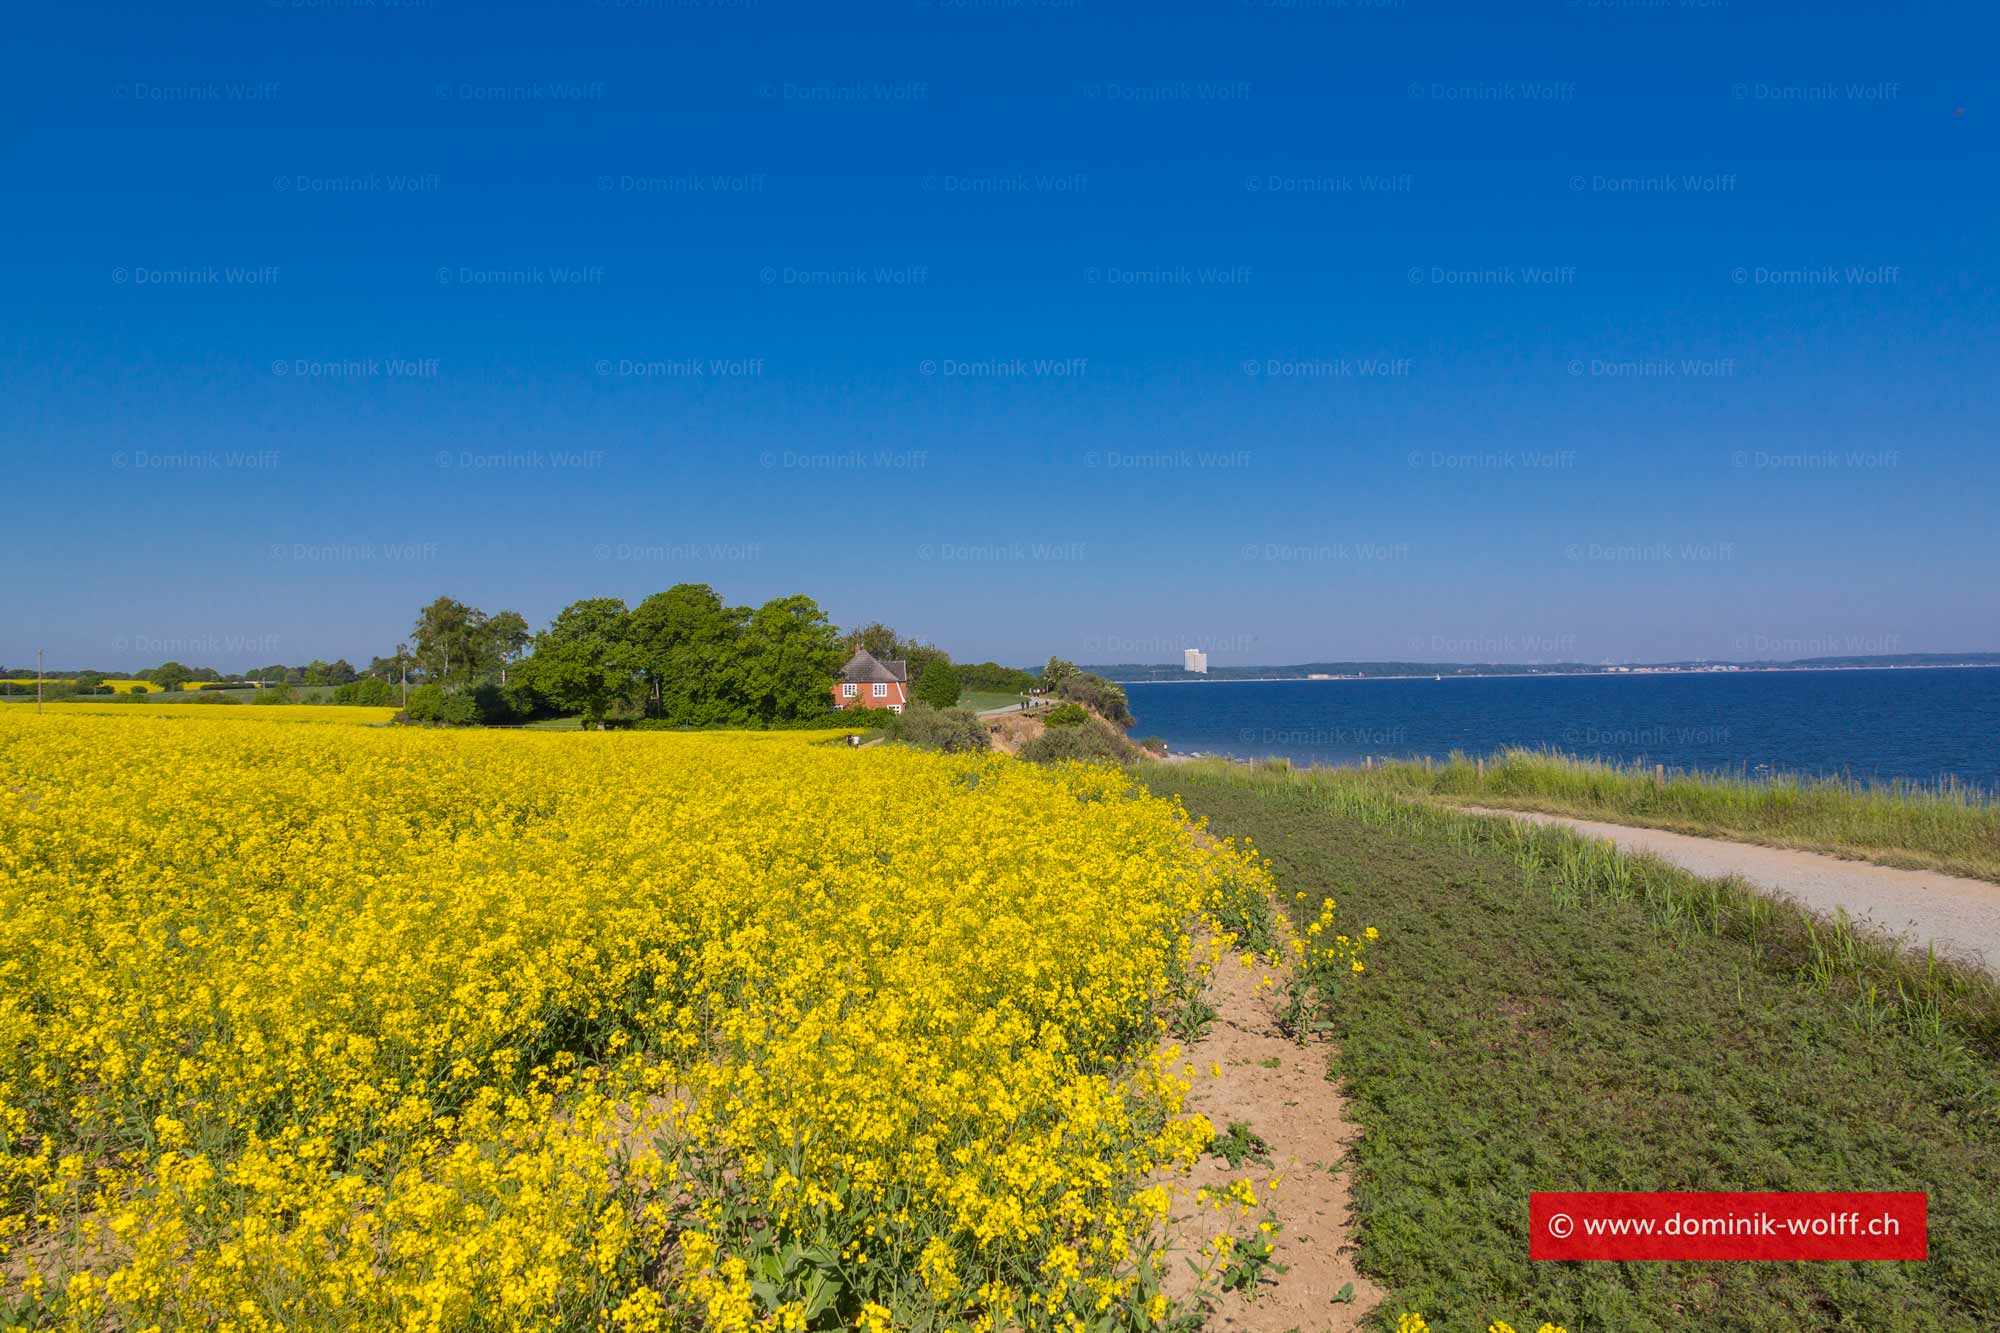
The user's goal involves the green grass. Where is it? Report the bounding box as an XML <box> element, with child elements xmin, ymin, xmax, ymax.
<box><xmin>1140</xmin><ymin>759</ymin><xmax>2000</xmax><ymax>1333</ymax></box>
<box><xmin>518</xmin><ymin>715</ymin><xmax>587</xmax><ymax>730</ymax></box>
<box><xmin>958</xmin><ymin>690</ymin><xmax>1026</xmax><ymax>713</ymax></box>
<box><xmin>1343</xmin><ymin>749</ymin><xmax>2000</xmax><ymax>884</ymax></box>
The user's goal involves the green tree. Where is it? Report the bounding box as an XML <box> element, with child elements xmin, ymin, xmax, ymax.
<box><xmin>1039</xmin><ymin>657</ymin><xmax>1078</xmax><ymax>692</ymax></box>
<box><xmin>302</xmin><ymin>660</ymin><xmax>334</xmax><ymax>686</ymax></box>
<box><xmin>148</xmin><ymin>661</ymin><xmax>194</xmax><ymax>692</ymax></box>
<box><xmin>519</xmin><ymin>598</ymin><xmax>633</xmax><ymax>726</ymax></box>
<box><xmin>484</xmin><ymin>611</ymin><xmax>532</xmax><ymax>684</ymax></box>
<box><xmin>741</xmin><ymin>595</ymin><xmax>844</xmax><ymax>723</ymax></box>
<box><xmin>411</xmin><ymin>596</ymin><xmax>494</xmax><ymax>691</ymax></box>
<box><xmin>627</xmin><ymin>584</ymin><xmax>750</xmax><ymax>724</ymax></box>
<box><xmin>912</xmin><ymin>658</ymin><xmax>962</xmax><ymax>708</ymax></box>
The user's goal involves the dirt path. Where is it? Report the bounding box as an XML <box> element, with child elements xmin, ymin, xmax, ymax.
<box><xmin>1162</xmin><ymin>947</ymin><xmax>1381</xmax><ymax>1331</ymax></box>
<box><xmin>1461</xmin><ymin>805</ymin><xmax>2000</xmax><ymax>972</ymax></box>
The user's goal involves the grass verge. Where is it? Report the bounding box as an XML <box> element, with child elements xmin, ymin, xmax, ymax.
<box><xmin>1141</xmin><ymin>758</ymin><xmax>2000</xmax><ymax>1332</ymax></box>
<box><xmin>1341</xmin><ymin>749</ymin><xmax>2000</xmax><ymax>883</ymax></box>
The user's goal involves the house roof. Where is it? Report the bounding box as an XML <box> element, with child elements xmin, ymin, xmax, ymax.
<box><xmin>839</xmin><ymin>649</ymin><xmax>908</xmax><ymax>684</ymax></box>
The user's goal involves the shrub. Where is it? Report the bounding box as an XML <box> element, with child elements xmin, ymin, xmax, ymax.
<box><xmin>912</xmin><ymin>659</ymin><xmax>963</xmax><ymax>709</ymax></box>
<box><xmin>1020</xmin><ymin>723</ymin><xmax>1133</xmax><ymax>766</ymax></box>
<box><xmin>1139</xmin><ymin>736</ymin><xmax>1168</xmax><ymax>755</ymax></box>
<box><xmin>1057</xmin><ymin>673</ymin><xmax>1133</xmax><ymax>729</ymax></box>
<box><xmin>333</xmin><ymin>678</ymin><xmax>395</xmax><ymax>708</ymax></box>
<box><xmin>402</xmin><ymin>685</ymin><xmax>446</xmax><ymax>723</ymax></box>
<box><xmin>959</xmin><ymin>661</ymin><xmax>1038</xmax><ymax>694</ymax></box>
<box><xmin>438</xmin><ymin>692</ymin><xmax>478</xmax><ymax>726</ymax></box>
<box><xmin>885</xmin><ymin>703</ymin><xmax>989</xmax><ymax>754</ymax></box>
<box><xmin>251</xmin><ymin>685</ymin><xmax>297</xmax><ymax>706</ymax></box>
<box><xmin>1044</xmin><ymin>703</ymin><xmax>1089</xmax><ymax>727</ymax></box>
<box><xmin>126</xmin><ymin>683</ymin><xmax>148</xmax><ymax>695</ymax></box>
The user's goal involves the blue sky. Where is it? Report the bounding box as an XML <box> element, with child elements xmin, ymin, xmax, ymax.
<box><xmin>5</xmin><ymin>0</ymin><xmax>1993</xmax><ymax>671</ymax></box>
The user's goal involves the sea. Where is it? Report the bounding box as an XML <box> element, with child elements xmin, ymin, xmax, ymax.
<box><xmin>1124</xmin><ymin>667</ymin><xmax>2000</xmax><ymax>791</ymax></box>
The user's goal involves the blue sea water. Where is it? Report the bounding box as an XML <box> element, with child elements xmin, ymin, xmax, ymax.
<box><xmin>1125</xmin><ymin>667</ymin><xmax>2000</xmax><ymax>791</ymax></box>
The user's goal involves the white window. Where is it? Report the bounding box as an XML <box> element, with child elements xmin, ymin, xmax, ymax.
<box><xmin>872</xmin><ymin>682</ymin><xmax>888</xmax><ymax>698</ymax></box>
<box><xmin>842</xmin><ymin>683</ymin><xmax>857</xmax><ymax>697</ymax></box>
<box><xmin>890</xmin><ymin>704</ymin><xmax>903</xmax><ymax>714</ymax></box>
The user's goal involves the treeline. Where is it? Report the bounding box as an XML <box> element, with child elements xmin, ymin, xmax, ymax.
<box><xmin>382</xmin><ymin>587</ymin><xmax>849</xmax><ymax>728</ymax></box>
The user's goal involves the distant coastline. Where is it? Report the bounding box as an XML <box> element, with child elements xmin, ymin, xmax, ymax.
<box><xmin>1097</xmin><ymin>654</ymin><xmax>2000</xmax><ymax>687</ymax></box>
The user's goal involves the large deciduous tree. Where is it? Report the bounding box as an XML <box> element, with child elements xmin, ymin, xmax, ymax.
<box><xmin>627</xmin><ymin>583</ymin><xmax>750</xmax><ymax>724</ymax></box>
<box><xmin>519</xmin><ymin>598</ymin><xmax>632</xmax><ymax>726</ymax></box>
<box><xmin>742</xmin><ymin>595</ymin><xmax>844</xmax><ymax>723</ymax></box>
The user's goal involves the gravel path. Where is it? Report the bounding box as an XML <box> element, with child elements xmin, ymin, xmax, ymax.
<box><xmin>1460</xmin><ymin>806</ymin><xmax>2000</xmax><ymax>972</ymax></box>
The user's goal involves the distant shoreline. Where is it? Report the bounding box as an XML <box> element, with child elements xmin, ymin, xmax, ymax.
<box><xmin>1111</xmin><ymin>662</ymin><xmax>2000</xmax><ymax>686</ymax></box>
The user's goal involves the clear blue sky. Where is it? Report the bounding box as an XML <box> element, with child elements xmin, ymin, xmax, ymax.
<box><xmin>5</xmin><ymin>0</ymin><xmax>1993</xmax><ymax>671</ymax></box>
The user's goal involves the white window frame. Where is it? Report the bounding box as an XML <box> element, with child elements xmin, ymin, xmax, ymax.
<box><xmin>842</xmin><ymin>683</ymin><xmax>857</xmax><ymax>697</ymax></box>
<box><xmin>889</xmin><ymin>704</ymin><xmax>903</xmax><ymax>714</ymax></box>
<box><xmin>872</xmin><ymin>682</ymin><xmax>888</xmax><ymax>698</ymax></box>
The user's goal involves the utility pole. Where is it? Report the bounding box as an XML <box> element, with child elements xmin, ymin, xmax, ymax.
<box><xmin>36</xmin><ymin>648</ymin><xmax>43</xmax><ymax>713</ymax></box>
<box><xmin>398</xmin><ymin>641</ymin><xmax>409</xmax><ymax>707</ymax></box>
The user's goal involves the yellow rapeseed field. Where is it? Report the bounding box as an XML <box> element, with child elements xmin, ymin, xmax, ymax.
<box><xmin>45</xmin><ymin>702</ymin><xmax>399</xmax><ymax>725</ymax></box>
<box><xmin>0</xmin><ymin>710</ymin><xmax>1332</xmax><ymax>1331</ymax></box>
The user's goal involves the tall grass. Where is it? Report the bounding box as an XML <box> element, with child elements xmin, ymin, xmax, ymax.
<box><xmin>1148</xmin><ymin>757</ymin><xmax>2000</xmax><ymax>1062</ymax></box>
<box><xmin>1337</xmin><ymin>747</ymin><xmax>2000</xmax><ymax>882</ymax></box>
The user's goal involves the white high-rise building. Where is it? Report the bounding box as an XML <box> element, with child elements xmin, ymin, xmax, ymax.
<box><xmin>1183</xmin><ymin>647</ymin><xmax>1208</xmax><ymax>674</ymax></box>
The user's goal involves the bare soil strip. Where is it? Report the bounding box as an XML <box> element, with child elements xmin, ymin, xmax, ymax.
<box><xmin>1162</xmin><ymin>947</ymin><xmax>1381</xmax><ymax>1331</ymax></box>
<box><xmin>1461</xmin><ymin>805</ymin><xmax>2000</xmax><ymax>972</ymax></box>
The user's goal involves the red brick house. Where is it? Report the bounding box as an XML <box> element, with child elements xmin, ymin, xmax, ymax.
<box><xmin>832</xmin><ymin>649</ymin><xmax>909</xmax><ymax>713</ymax></box>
